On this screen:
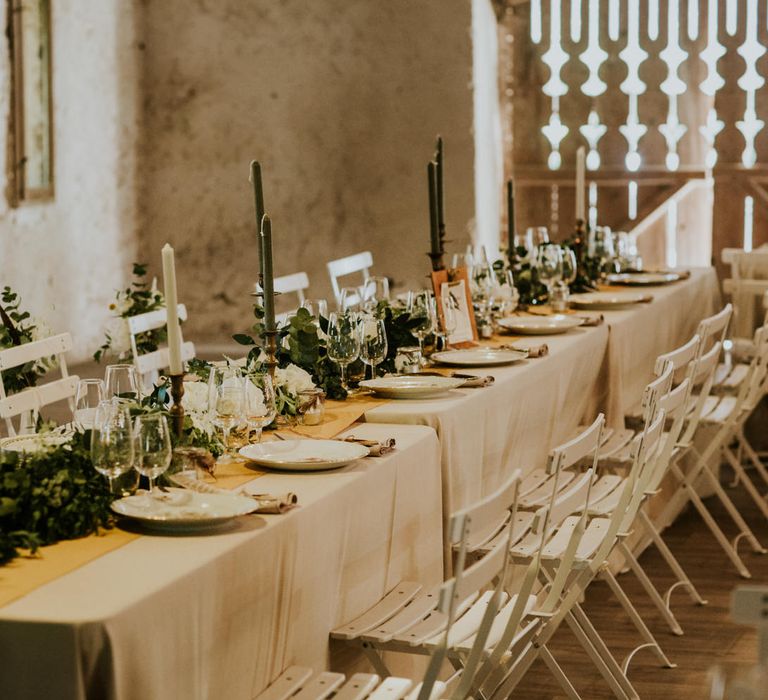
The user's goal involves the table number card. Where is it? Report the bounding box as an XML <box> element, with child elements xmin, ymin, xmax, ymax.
<box><xmin>431</xmin><ymin>267</ymin><xmax>477</xmax><ymax>346</ymax></box>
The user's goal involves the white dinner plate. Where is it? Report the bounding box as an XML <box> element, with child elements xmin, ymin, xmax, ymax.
<box><xmin>430</xmin><ymin>348</ymin><xmax>529</xmax><ymax>366</ymax></box>
<box><xmin>605</xmin><ymin>272</ymin><xmax>681</xmax><ymax>286</ymax></box>
<box><xmin>238</xmin><ymin>439</ymin><xmax>369</xmax><ymax>471</ymax></box>
<box><xmin>111</xmin><ymin>488</ymin><xmax>258</xmax><ymax>531</ymax></box>
<box><xmin>0</xmin><ymin>433</ymin><xmax>72</xmax><ymax>454</ymax></box>
<box><xmin>569</xmin><ymin>291</ymin><xmax>653</xmax><ymax>310</ymax></box>
<box><xmin>497</xmin><ymin>315</ymin><xmax>584</xmax><ymax>335</ymax></box>
<box><xmin>360</xmin><ymin>375</ymin><xmax>465</xmax><ymax>399</ymax></box>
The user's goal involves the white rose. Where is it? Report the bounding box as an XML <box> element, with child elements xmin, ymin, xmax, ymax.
<box><xmin>182</xmin><ymin>381</ymin><xmax>210</xmax><ymax>413</ymax></box>
<box><xmin>275</xmin><ymin>363</ymin><xmax>315</xmax><ymax>395</ymax></box>
<box><xmin>394</xmin><ymin>354</ymin><xmax>408</xmax><ymax>373</ymax></box>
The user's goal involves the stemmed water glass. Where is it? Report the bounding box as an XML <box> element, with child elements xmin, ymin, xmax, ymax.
<box><xmin>469</xmin><ymin>260</ymin><xmax>494</xmax><ymax>323</ymax></box>
<box><xmin>407</xmin><ymin>290</ymin><xmax>436</xmax><ymax>365</ymax></box>
<box><xmin>490</xmin><ymin>269</ymin><xmax>518</xmax><ymax>320</ymax></box>
<box><xmin>208</xmin><ymin>366</ymin><xmax>247</xmax><ymax>457</ymax></box>
<box><xmin>589</xmin><ymin>226</ymin><xmax>617</xmax><ymax>275</ymax></box>
<box><xmin>561</xmin><ymin>247</ymin><xmax>577</xmax><ymax>287</ymax></box>
<box><xmin>361</xmin><ymin>276</ymin><xmax>390</xmax><ymax>313</ymax></box>
<box><xmin>512</xmin><ymin>230</ymin><xmax>534</xmax><ymax>262</ymax></box>
<box><xmin>74</xmin><ymin>379</ymin><xmax>105</xmax><ymax>430</ymax></box>
<box><xmin>339</xmin><ymin>287</ymin><xmax>362</xmax><ymax>313</ymax></box>
<box><xmin>438</xmin><ymin>285</ymin><xmax>458</xmax><ymax>349</ymax></box>
<box><xmin>133</xmin><ymin>414</ymin><xmax>173</xmax><ymax>495</ymax></box>
<box><xmin>359</xmin><ymin>317</ymin><xmax>388</xmax><ymax>379</ymax></box>
<box><xmin>528</xmin><ymin>226</ymin><xmax>550</xmax><ymax>247</ymax></box>
<box><xmin>104</xmin><ymin>364</ymin><xmax>140</xmax><ymax>402</ymax></box>
<box><xmin>327</xmin><ymin>311</ymin><xmax>361</xmax><ymax>392</ymax></box>
<box><xmin>534</xmin><ymin>245</ymin><xmax>564</xmax><ymax>300</ymax></box>
<box><xmin>91</xmin><ymin>400</ymin><xmax>134</xmax><ymax>494</ymax></box>
<box><xmin>244</xmin><ymin>373</ymin><xmax>277</xmax><ymax>443</ymax></box>
<box><xmin>300</xmin><ymin>299</ymin><xmax>328</xmax><ymax>324</ymax></box>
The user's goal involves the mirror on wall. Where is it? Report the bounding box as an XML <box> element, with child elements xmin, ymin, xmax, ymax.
<box><xmin>8</xmin><ymin>0</ymin><xmax>53</xmax><ymax>203</ymax></box>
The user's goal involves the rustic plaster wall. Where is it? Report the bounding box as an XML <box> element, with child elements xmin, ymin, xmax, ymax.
<box><xmin>136</xmin><ymin>0</ymin><xmax>477</xmax><ymax>344</ymax></box>
<box><xmin>0</xmin><ymin>0</ymin><xmax>140</xmax><ymax>362</ymax></box>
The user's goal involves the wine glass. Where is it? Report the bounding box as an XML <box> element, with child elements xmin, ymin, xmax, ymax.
<box><xmin>104</xmin><ymin>364</ymin><xmax>140</xmax><ymax>402</ymax></box>
<box><xmin>74</xmin><ymin>379</ymin><xmax>105</xmax><ymax>430</ymax></box>
<box><xmin>470</xmin><ymin>260</ymin><xmax>494</xmax><ymax>319</ymax></box>
<box><xmin>451</xmin><ymin>250</ymin><xmax>474</xmax><ymax>270</ymax></box>
<box><xmin>534</xmin><ymin>245</ymin><xmax>564</xmax><ymax>299</ymax></box>
<box><xmin>407</xmin><ymin>290</ymin><xmax>436</xmax><ymax>365</ymax></box>
<box><xmin>589</xmin><ymin>226</ymin><xmax>617</xmax><ymax>274</ymax></box>
<box><xmin>512</xmin><ymin>230</ymin><xmax>534</xmax><ymax>261</ymax></box>
<box><xmin>210</xmin><ymin>383</ymin><xmax>246</xmax><ymax>458</ymax></box>
<box><xmin>361</xmin><ymin>276</ymin><xmax>390</xmax><ymax>313</ymax></box>
<box><xmin>244</xmin><ymin>372</ymin><xmax>277</xmax><ymax>443</ymax></box>
<box><xmin>490</xmin><ymin>269</ymin><xmax>518</xmax><ymax>320</ymax></box>
<box><xmin>359</xmin><ymin>317</ymin><xmax>388</xmax><ymax>379</ymax></box>
<box><xmin>339</xmin><ymin>287</ymin><xmax>362</xmax><ymax>313</ymax></box>
<box><xmin>91</xmin><ymin>400</ymin><xmax>134</xmax><ymax>495</ymax></box>
<box><xmin>133</xmin><ymin>414</ymin><xmax>173</xmax><ymax>495</ymax></box>
<box><xmin>300</xmin><ymin>298</ymin><xmax>328</xmax><ymax>324</ymax></box>
<box><xmin>561</xmin><ymin>247</ymin><xmax>578</xmax><ymax>287</ymax></box>
<box><xmin>528</xmin><ymin>226</ymin><xmax>550</xmax><ymax>247</ymax></box>
<box><xmin>327</xmin><ymin>311</ymin><xmax>361</xmax><ymax>392</ymax></box>
<box><xmin>438</xmin><ymin>285</ymin><xmax>458</xmax><ymax>349</ymax></box>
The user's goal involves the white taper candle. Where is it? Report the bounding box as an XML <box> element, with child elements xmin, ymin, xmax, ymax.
<box><xmin>161</xmin><ymin>244</ymin><xmax>183</xmax><ymax>375</ymax></box>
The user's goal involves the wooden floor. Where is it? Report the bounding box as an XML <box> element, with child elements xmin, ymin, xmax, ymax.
<box><xmin>513</xmin><ymin>481</ymin><xmax>768</xmax><ymax>699</ymax></box>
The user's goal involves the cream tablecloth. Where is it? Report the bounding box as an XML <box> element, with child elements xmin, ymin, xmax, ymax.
<box><xmin>0</xmin><ymin>423</ymin><xmax>443</xmax><ymax>700</ymax></box>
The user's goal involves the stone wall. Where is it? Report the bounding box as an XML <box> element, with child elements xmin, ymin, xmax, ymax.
<box><xmin>136</xmin><ymin>0</ymin><xmax>477</xmax><ymax>345</ymax></box>
<box><xmin>0</xmin><ymin>0</ymin><xmax>140</xmax><ymax>362</ymax></box>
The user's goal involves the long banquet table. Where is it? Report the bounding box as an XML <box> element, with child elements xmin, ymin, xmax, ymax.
<box><xmin>0</xmin><ymin>423</ymin><xmax>443</xmax><ymax>700</ymax></box>
<box><xmin>0</xmin><ymin>267</ymin><xmax>722</xmax><ymax>699</ymax></box>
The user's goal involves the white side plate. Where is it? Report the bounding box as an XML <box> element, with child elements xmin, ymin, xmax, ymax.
<box><xmin>360</xmin><ymin>375</ymin><xmax>465</xmax><ymax>399</ymax></box>
<box><xmin>605</xmin><ymin>272</ymin><xmax>681</xmax><ymax>286</ymax></box>
<box><xmin>239</xmin><ymin>439</ymin><xmax>369</xmax><ymax>471</ymax></box>
<box><xmin>497</xmin><ymin>315</ymin><xmax>584</xmax><ymax>335</ymax></box>
<box><xmin>569</xmin><ymin>291</ymin><xmax>653</xmax><ymax>310</ymax></box>
<box><xmin>430</xmin><ymin>348</ymin><xmax>528</xmax><ymax>366</ymax></box>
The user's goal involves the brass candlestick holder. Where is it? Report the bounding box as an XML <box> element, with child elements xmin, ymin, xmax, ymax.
<box><xmin>169</xmin><ymin>373</ymin><xmax>185</xmax><ymax>440</ymax></box>
<box><xmin>263</xmin><ymin>329</ymin><xmax>278</xmax><ymax>381</ymax></box>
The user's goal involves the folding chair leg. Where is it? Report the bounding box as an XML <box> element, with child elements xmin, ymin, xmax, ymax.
<box><xmin>617</xmin><ymin>541</ymin><xmax>684</xmax><ymax>636</ymax></box>
<box><xmin>638</xmin><ymin>509</ymin><xmax>708</xmax><ymax>607</ymax></box>
<box><xmin>361</xmin><ymin>643</ymin><xmax>391</xmax><ymax>677</ymax></box>
<box><xmin>723</xmin><ymin>446</ymin><xmax>768</xmax><ymax>521</ymax></box>
<box><xmin>737</xmin><ymin>428</ymin><xmax>768</xmax><ymax>487</ymax></box>
<box><xmin>602</xmin><ymin>569</ymin><xmax>677</xmax><ymax>670</ymax></box>
<box><xmin>540</xmin><ymin>644</ymin><xmax>583</xmax><ymax>700</ymax></box>
<box><xmin>566</xmin><ymin>604</ymin><xmax>639</xmax><ymax>700</ymax></box>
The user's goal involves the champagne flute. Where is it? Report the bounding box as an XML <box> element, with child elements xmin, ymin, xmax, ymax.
<box><xmin>359</xmin><ymin>317</ymin><xmax>388</xmax><ymax>379</ymax></box>
<box><xmin>133</xmin><ymin>413</ymin><xmax>173</xmax><ymax>495</ymax></box>
<box><xmin>407</xmin><ymin>290</ymin><xmax>436</xmax><ymax>365</ymax></box>
<box><xmin>91</xmin><ymin>400</ymin><xmax>134</xmax><ymax>495</ymax></box>
<box><xmin>244</xmin><ymin>373</ymin><xmax>277</xmax><ymax>443</ymax></box>
<box><xmin>327</xmin><ymin>311</ymin><xmax>361</xmax><ymax>392</ymax></box>
<box><xmin>74</xmin><ymin>379</ymin><xmax>105</xmax><ymax>429</ymax></box>
<box><xmin>104</xmin><ymin>364</ymin><xmax>140</xmax><ymax>402</ymax></box>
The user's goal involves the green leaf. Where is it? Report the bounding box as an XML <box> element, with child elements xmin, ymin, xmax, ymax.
<box><xmin>233</xmin><ymin>334</ymin><xmax>256</xmax><ymax>346</ymax></box>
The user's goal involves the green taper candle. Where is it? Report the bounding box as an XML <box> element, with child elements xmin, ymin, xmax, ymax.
<box><xmin>428</xmin><ymin>162</ymin><xmax>439</xmax><ymax>255</ymax></box>
<box><xmin>250</xmin><ymin>160</ymin><xmax>265</xmax><ymax>284</ymax></box>
<box><xmin>261</xmin><ymin>214</ymin><xmax>276</xmax><ymax>332</ymax></box>
<box><xmin>435</xmin><ymin>136</ymin><xmax>445</xmax><ymax>231</ymax></box>
<box><xmin>507</xmin><ymin>179</ymin><xmax>515</xmax><ymax>243</ymax></box>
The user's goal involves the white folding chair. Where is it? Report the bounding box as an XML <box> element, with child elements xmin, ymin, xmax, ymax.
<box><xmin>271</xmin><ymin>272</ymin><xmax>310</xmax><ymax>326</ymax></box>
<box><xmin>722</xmin><ymin>249</ymin><xmax>768</xmax><ymax>339</ymax></box>
<box><xmin>327</xmin><ymin>252</ymin><xmax>373</xmax><ymax>305</ymax></box>
<box><xmin>126</xmin><ymin>305</ymin><xmax>196</xmax><ymax>391</ymax></box>
<box><xmin>0</xmin><ymin>333</ymin><xmax>78</xmax><ymax>436</ymax></box>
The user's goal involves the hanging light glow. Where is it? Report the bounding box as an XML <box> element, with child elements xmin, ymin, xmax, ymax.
<box><xmin>570</xmin><ymin>0</ymin><xmax>582</xmax><ymax>42</ymax></box>
<box><xmin>659</xmin><ymin>0</ymin><xmax>687</xmax><ymax>171</ymax></box>
<box><xmin>736</xmin><ymin>0</ymin><xmax>765</xmax><ymax>167</ymax></box>
<box><xmin>580</xmin><ymin>0</ymin><xmax>608</xmax><ymax>97</ymax></box>
<box><xmin>619</xmin><ymin>0</ymin><xmax>648</xmax><ymax>172</ymax></box>
<box><xmin>580</xmin><ymin>109</ymin><xmax>607</xmax><ymax>170</ymax></box>
<box><xmin>531</xmin><ymin>0</ymin><xmax>542</xmax><ymax>43</ymax></box>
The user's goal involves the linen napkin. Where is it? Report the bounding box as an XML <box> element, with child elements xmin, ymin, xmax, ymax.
<box><xmin>170</xmin><ymin>472</ymin><xmax>298</xmax><ymax>514</ymax></box>
<box><xmin>577</xmin><ymin>314</ymin><xmax>604</xmax><ymax>326</ymax></box>
<box><xmin>451</xmin><ymin>372</ymin><xmax>495</xmax><ymax>388</ymax></box>
<box><xmin>342</xmin><ymin>435</ymin><xmax>396</xmax><ymax>456</ymax></box>
<box><xmin>499</xmin><ymin>343</ymin><xmax>549</xmax><ymax>358</ymax></box>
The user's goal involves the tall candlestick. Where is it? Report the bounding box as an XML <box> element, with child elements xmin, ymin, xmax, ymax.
<box><xmin>428</xmin><ymin>162</ymin><xmax>440</xmax><ymax>255</ymax></box>
<box><xmin>161</xmin><ymin>244</ymin><xmax>183</xmax><ymax>375</ymax></box>
<box><xmin>261</xmin><ymin>215</ymin><xmax>276</xmax><ymax>332</ymax></box>
<box><xmin>250</xmin><ymin>161</ymin><xmax>265</xmax><ymax>286</ymax></box>
<box><xmin>575</xmin><ymin>146</ymin><xmax>586</xmax><ymax>222</ymax></box>
<box><xmin>506</xmin><ymin>179</ymin><xmax>515</xmax><ymax>243</ymax></box>
<box><xmin>435</xmin><ymin>136</ymin><xmax>445</xmax><ymax>231</ymax></box>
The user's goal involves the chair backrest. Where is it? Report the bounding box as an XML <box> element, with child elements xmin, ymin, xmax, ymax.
<box><xmin>273</xmin><ymin>272</ymin><xmax>310</xmax><ymax>306</ymax></box>
<box><xmin>723</xmin><ymin>251</ymin><xmax>768</xmax><ymax>338</ymax></box>
<box><xmin>741</xmin><ymin>325</ymin><xmax>768</xmax><ymax>412</ymax></box>
<box><xmin>679</xmin><ymin>340</ymin><xmax>722</xmax><ymax>446</ymax></box>
<box><xmin>653</xmin><ymin>334</ymin><xmax>700</xmax><ymax>376</ymax></box>
<box><xmin>0</xmin><ymin>333</ymin><xmax>78</xmax><ymax>436</ymax></box>
<box><xmin>545</xmin><ymin>413</ymin><xmax>605</xmax><ymax>476</ymax></box>
<box><xmin>327</xmin><ymin>251</ymin><xmax>373</xmax><ymax>304</ymax></box>
<box><xmin>695</xmin><ymin>304</ymin><xmax>732</xmax><ymax>355</ymax></box>
<box><xmin>126</xmin><ymin>304</ymin><xmax>196</xmax><ymax>390</ymax></box>
<box><xmin>642</xmin><ymin>361</ymin><xmax>674</xmax><ymax>424</ymax></box>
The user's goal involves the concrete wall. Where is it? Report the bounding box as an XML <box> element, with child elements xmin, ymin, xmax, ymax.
<box><xmin>136</xmin><ymin>0</ymin><xmax>477</xmax><ymax>343</ymax></box>
<box><xmin>0</xmin><ymin>0</ymin><xmax>140</xmax><ymax>362</ymax></box>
